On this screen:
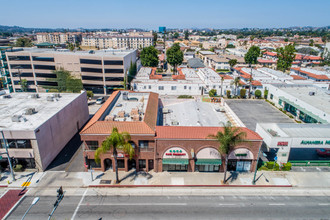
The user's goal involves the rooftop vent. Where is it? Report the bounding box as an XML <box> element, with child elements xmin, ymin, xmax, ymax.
<box><xmin>54</xmin><ymin>93</ymin><xmax>61</xmax><ymax>98</ymax></box>
<box><xmin>1</xmin><ymin>95</ymin><xmax>11</xmax><ymax>99</ymax></box>
<box><xmin>25</xmin><ymin>108</ymin><xmax>37</xmax><ymax>115</ymax></box>
<box><xmin>47</xmin><ymin>96</ymin><xmax>54</xmax><ymax>102</ymax></box>
<box><xmin>309</xmin><ymin>91</ymin><xmax>315</xmax><ymax>96</ymax></box>
<box><xmin>11</xmin><ymin>115</ymin><xmax>22</xmax><ymax>122</ymax></box>
<box><xmin>122</xmin><ymin>92</ymin><xmax>129</xmax><ymax>100</ymax></box>
<box><xmin>31</xmin><ymin>94</ymin><xmax>39</xmax><ymax>99</ymax></box>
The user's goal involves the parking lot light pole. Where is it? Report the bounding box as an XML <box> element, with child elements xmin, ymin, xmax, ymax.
<box><xmin>1</xmin><ymin>130</ymin><xmax>15</xmax><ymax>181</ymax></box>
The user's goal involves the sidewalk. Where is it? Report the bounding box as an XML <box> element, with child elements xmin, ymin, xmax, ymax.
<box><xmin>1</xmin><ymin>170</ymin><xmax>330</xmax><ymax>189</ymax></box>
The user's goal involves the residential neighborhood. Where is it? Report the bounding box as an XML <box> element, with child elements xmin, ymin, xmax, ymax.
<box><xmin>0</xmin><ymin>0</ymin><xmax>330</xmax><ymax>219</ymax></box>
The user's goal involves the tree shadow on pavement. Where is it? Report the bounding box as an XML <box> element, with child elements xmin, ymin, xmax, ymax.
<box><xmin>120</xmin><ymin>170</ymin><xmax>153</xmax><ymax>183</ymax></box>
<box><xmin>226</xmin><ymin>171</ymin><xmax>239</xmax><ymax>183</ymax></box>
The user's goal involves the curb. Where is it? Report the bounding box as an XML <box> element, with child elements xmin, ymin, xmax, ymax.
<box><xmin>0</xmin><ymin>185</ymin><xmax>8</xmax><ymax>188</ymax></box>
<box><xmin>89</xmin><ymin>184</ymin><xmax>292</xmax><ymax>188</ymax></box>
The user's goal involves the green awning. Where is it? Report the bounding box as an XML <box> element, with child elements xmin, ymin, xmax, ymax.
<box><xmin>162</xmin><ymin>158</ymin><xmax>189</xmax><ymax>165</ymax></box>
<box><xmin>196</xmin><ymin>159</ymin><xmax>222</xmax><ymax>165</ymax></box>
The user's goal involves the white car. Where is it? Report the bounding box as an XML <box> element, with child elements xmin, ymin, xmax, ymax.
<box><xmin>96</xmin><ymin>97</ymin><xmax>105</xmax><ymax>105</ymax></box>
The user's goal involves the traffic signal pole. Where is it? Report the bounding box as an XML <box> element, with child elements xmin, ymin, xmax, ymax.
<box><xmin>1</xmin><ymin>130</ymin><xmax>15</xmax><ymax>181</ymax></box>
<box><xmin>48</xmin><ymin>186</ymin><xmax>64</xmax><ymax>220</ymax></box>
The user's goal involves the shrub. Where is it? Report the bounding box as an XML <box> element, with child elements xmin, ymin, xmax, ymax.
<box><xmin>13</xmin><ymin>164</ymin><xmax>23</xmax><ymax>172</ymax></box>
<box><xmin>209</xmin><ymin>89</ymin><xmax>217</xmax><ymax>97</ymax></box>
<box><xmin>255</xmin><ymin>89</ymin><xmax>261</xmax><ymax>98</ymax></box>
<box><xmin>240</xmin><ymin>89</ymin><xmax>246</xmax><ymax>98</ymax></box>
<box><xmin>282</xmin><ymin>162</ymin><xmax>292</xmax><ymax>171</ymax></box>
<box><xmin>226</xmin><ymin>90</ymin><xmax>231</xmax><ymax>98</ymax></box>
<box><xmin>264</xmin><ymin>89</ymin><xmax>268</xmax><ymax>99</ymax></box>
<box><xmin>86</xmin><ymin>91</ymin><xmax>94</xmax><ymax>99</ymax></box>
<box><xmin>266</xmin><ymin>161</ymin><xmax>279</xmax><ymax>170</ymax></box>
<box><xmin>178</xmin><ymin>95</ymin><xmax>193</xmax><ymax>99</ymax></box>
<box><xmin>48</xmin><ymin>89</ymin><xmax>59</xmax><ymax>93</ymax></box>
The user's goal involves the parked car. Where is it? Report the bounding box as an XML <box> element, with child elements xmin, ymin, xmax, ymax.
<box><xmin>96</xmin><ymin>97</ymin><xmax>105</xmax><ymax>105</ymax></box>
<box><xmin>316</xmin><ymin>148</ymin><xmax>330</xmax><ymax>157</ymax></box>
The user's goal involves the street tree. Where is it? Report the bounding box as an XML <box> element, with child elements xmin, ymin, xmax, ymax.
<box><xmin>276</xmin><ymin>44</ymin><xmax>296</xmax><ymax>73</ymax></box>
<box><xmin>15</xmin><ymin>38</ymin><xmax>33</xmax><ymax>47</ymax></box>
<box><xmin>231</xmin><ymin>76</ymin><xmax>241</xmax><ymax>97</ymax></box>
<box><xmin>208</xmin><ymin>122</ymin><xmax>246</xmax><ymax>184</ymax></box>
<box><xmin>255</xmin><ymin>89</ymin><xmax>262</xmax><ymax>99</ymax></box>
<box><xmin>244</xmin><ymin>45</ymin><xmax>260</xmax><ymax>98</ymax></box>
<box><xmin>228</xmin><ymin>59</ymin><xmax>238</xmax><ymax>69</ymax></box>
<box><xmin>220</xmin><ymin>75</ymin><xmax>224</xmax><ymax>97</ymax></box>
<box><xmin>95</xmin><ymin>127</ymin><xmax>135</xmax><ymax>183</ymax></box>
<box><xmin>166</xmin><ymin>43</ymin><xmax>183</xmax><ymax>73</ymax></box>
<box><xmin>140</xmin><ymin>46</ymin><xmax>159</xmax><ymax>67</ymax></box>
<box><xmin>19</xmin><ymin>79</ymin><xmax>29</xmax><ymax>92</ymax></box>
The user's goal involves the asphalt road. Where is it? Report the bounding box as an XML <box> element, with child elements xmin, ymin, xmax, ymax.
<box><xmin>8</xmin><ymin>194</ymin><xmax>330</xmax><ymax>220</ymax></box>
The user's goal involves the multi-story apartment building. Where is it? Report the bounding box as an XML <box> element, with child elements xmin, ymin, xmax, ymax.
<box><xmin>5</xmin><ymin>48</ymin><xmax>137</xmax><ymax>94</ymax></box>
<box><xmin>36</xmin><ymin>32</ymin><xmax>82</xmax><ymax>44</ymax></box>
<box><xmin>0</xmin><ymin>46</ymin><xmax>14</xmax><ymax>92</ymax></box>
<box><xmin>81</xmin><ymin>32</ymin><xmax>153</xmax><ymax>49</ymax></box>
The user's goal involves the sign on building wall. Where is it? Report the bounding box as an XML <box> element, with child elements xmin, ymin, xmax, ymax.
<box><xmin>163</xmin><ymin>147</ymin><xmax>189</xmax><ymax>159</ymax></box>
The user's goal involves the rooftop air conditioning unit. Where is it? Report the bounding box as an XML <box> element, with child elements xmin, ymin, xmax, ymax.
<box><xmin>2</xmin><ymin>95</ymin><xmax>11</xmax><ymax>99</ymax></box>
<box><xmin>47</xmin><ymin>96</ymin><xmax>54</xmax><ymax>102</ymax></box>
<box><xmin>122</xmin><ymin>92</ymin><xmax>129</xmax><ymax>100</ymax></box>
<box><xmin>11</xmin><ymin>115</ymin><xmax>21</xmax><ymax>122</ymax></box>
<box><xmin>54</xmin><ymin>93</ymin><xmax>61</xmax><ymax>98</ymax></box>
<box><xmin>25</xmin><ymin>108</ymin><xmax>36</xmax><ymax>115</ymax></box>
<box><xmin>309</xmin><ymin>91</ymin><xmax>315</xmax><ymax>96</ymax></box>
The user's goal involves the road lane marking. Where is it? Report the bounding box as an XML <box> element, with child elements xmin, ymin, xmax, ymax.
<box><xmin>319</xmin><ymin>203</ymin><xmax>330</xmax><ymax>206</ymax></box>
<box><xmin>269</xmin><ymin>203</ymin><xmax>285</xmax><ymax>206</ymax></box>
<box><xmin>84</xmin><ymin>203</ymin><xmax>187</xmax><ymax>206</ymax></box>
<box><xmin>71</xmin><ymin>188</ymin><xmax>88</xmax><ymax>220</ymax></box>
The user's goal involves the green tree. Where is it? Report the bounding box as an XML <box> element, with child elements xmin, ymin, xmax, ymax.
<box><xmin>209</xmin><ymin>47</ymin><xmax>215</xmax><ymax>52</ymax></box>
<box><xmin>184</xmin><ymin>31</ymin><xmax>189</xmax><ymax>40</ymax></box>
<box><xmin>19</xmin><ymin>79</ymin><xmax>29</xmax><ymax>92</ymax></box>
<box><xmin>153</xmin><ymin>32</ymin><xmax>158</xmax><ymax>46</ymax></box>
<box><xmin>208</xmin><ymin>122</ymin><xmax>246</xmax><ymax>184</ymax></box>
<box><xmin>15</xmin><ymin>38</ymin><xmax>33</xmax><ymax>47</ymax></box>
<box><xmin>226</xmin><ymin>44</ymin><xmax>235</xmax><ymax>48</ymax></box>
<box><xmin>226</xmin><ymin>90</ymin><xmax>231</xmax><ymax>98</ymax></box>
<box><xmin>86</xmin><ymin>91</ymin><xmax>94</xmax><ymax>99</ymax></box>
<box><xmin>95</xmin><ymin>127</ymin><xmax>134</xmax><ymax>183</ymax></box>
<box><xmin>173</xmin><ymin>32</ymin><xmax>179</xmax><ymax>39</ymax></box>
<box><xmin>46</xmin><ymin>69</ymin><xmax>83</xmax><ymax>93</ymax></box>
<box><xmin>276</xmin><ymin>44</ymin><xmax>296</xmax><ymax>73</ymax></box>
<box><xmin>166</xmin><ymin>43</ymin><xmax>183</xmax><ymax>73</ymax></box>
<box><xmin>128</xmin><ymin>61</ymin><xmax>137</xmax><ymax>83</ymax></box>
<box><xmin>220</xmin><ymin>76</ymin><xmax>224</xmax><ymax>97</ymax></box>
<box><xmin>264</xmin><ymin>89</ymin><xmax>268</xmax><ymax>99</ymax></box>
<box><xmin>296</xmin><ymin>47</ymin><xmax>318</xmax><ymax>56</ymax></box>
<box><xmin>284</xmin><ymin>38</ymin><xmax>289</xmax><ymax>42</ymax></box>
<box><xmin>140</xmin><ymin>46</ymin><xmax>159</xmax><ymax>67</ymax></box>
<box><xmin>309</xmin><ymin>39</ymin><xmax>314</xmax><ymax>46</ymax></box>
<box><xmin>231</xmin><ymin>76</ymin><xmax>241</xmax><ymax>97</ymax></box>
<box><xmin>240</xmin><ymin>88</ymin><xmax>246</xmax><ymax>98</ymax></box>
<box><xmin>255</xmin><ymin>89</ymin><xmax>262</xmax><ymax>99</ymax></box>
<box><xmin>209</xmin><ymin>89</ymin><xmax>217</xmax><ymax>97</ymax></box>
<box><xmin>244</xmin><ymin>46</ymin><xmax>260</xmax><ymax>98</ymax></box>
<box><xmin>228</xmin><ymin>59</ymin><xmax>238</xmax><ymax>69</ymax></box>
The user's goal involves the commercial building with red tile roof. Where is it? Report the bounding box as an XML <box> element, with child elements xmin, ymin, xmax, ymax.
<box><xmin>80</xmin><ymin>90</ymin><xmax>263</xmax><ymax>173</ymax></box>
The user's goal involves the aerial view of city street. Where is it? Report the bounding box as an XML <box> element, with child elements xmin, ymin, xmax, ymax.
<box><xmin>1</xmin><ymin>0</ymin><xmax>330</xmax><ymax>219</ymax></box>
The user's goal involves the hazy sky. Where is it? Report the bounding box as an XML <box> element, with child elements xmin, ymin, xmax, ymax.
<box><xmin>1</xmin><ymin>0</ymin><xmax>329</xmax><ymax>29</ymax></box>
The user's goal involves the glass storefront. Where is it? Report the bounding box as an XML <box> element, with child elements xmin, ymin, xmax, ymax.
<box><xmin>196</xmin><ymin>164</ymin><xmax>220</xmax><ymax>172</ymax></box>
<box><xmin>163</xmin><ymin>164</ymin><xmax>188</xmax><ymax>172</ymax></box>
<box><xmin>228</xmin><ymin>160</ymin><xmax>251</xmax><ymax>172</ymax></box>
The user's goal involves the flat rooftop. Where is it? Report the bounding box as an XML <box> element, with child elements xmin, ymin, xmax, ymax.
<box><xmin>258</xmin><ymin>123</ymin><xmax>330</xmax><ymax>138</ymax></box>
<box><xmin>162</xmin><ymin>98</ymin><xmax>229</xmax><ymax>126</ymax></box>
<box><xmin>0</xmin><ymin>92</ymin><xmax>83</xmax><ymax>131</ymax></box>
<box><xmin>103</xmin><ymin>92</ymin><xmax>149</xmax><ymax>122</ymax></box>
<box><xmin>226</xmin><ymin>100</ymin><xmax>294</xmax><ymax>131</ymax></box>
<box><xmin>274</xmin><ymin>84</ymin><xmax>330</xmax><ymax>115</ymax></box>
<box><xmin>8</xmin><ymin>48</ymin><xmax>136</xmax><ymax>58</ymax></box>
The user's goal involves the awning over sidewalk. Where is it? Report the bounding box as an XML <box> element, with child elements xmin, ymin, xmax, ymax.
<box><xmin>195</xmin><ymin>159</ymin><xmax>222</xmax><ymax>165</ymax></box>
<box><xmin>162</xmin><ymin>158</ymin><xmax>189</xmax><ymax>165</ymax></box>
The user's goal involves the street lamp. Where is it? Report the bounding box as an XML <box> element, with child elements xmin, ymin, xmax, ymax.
<box><xmin>21</xmin><ymin>197</ymin><xmax>40</xmax><ymax>220</ymax></box>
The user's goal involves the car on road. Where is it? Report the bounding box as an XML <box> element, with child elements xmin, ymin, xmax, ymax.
<box><xmin>96</xmin><ymin>97</ymin><xmax>105</xmax><ymax>105</ymax></box>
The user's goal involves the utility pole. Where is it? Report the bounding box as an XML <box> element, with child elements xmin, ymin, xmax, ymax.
<box><xmin>1</xmin><ymin>130</ymin><xmax>15</xmax><ymax>181</ymax></box>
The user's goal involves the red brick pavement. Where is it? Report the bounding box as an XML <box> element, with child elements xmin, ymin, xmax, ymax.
<box><xmin>0</xmin><ymin>189</ymin><xmax>27</xmax><ymax>219</ymax></box>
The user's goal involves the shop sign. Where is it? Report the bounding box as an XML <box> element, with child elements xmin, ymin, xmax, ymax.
<box><xmin>117</xmin><ymin>153</ymin><xmax>124</xmax><ymax>158</ymax></box>
<box><xmin>166</xmin><ymin>150</ymin><xmax>186</xmax><ymax>156</ymax></box>
<box><xmin>301</xmin><ymin>140</ymin><xmax>325</xmax><ymax>145</ymax></box>
<box><xmin>277</xmin><ymin>142</ymin><xmax>288</xmax><ymax>146</ymax></box>
<box><xmin>235</xmin><ymin>153</ymin><xmax>247</xmax><ymax>157</ymax></box>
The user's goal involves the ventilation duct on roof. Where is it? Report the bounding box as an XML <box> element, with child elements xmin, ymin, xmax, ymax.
<box><xmin>25</xmin><ymin>108</ymin><xmax>37</xmax><ymax>115</ymax></box>
<box><xmin>11</xmin><ymin>115</ymin><xmax>22</xmax><ymax>122</ymax></box>
<box><xmin>31</xmin><ymin>94</ymin><xmax>39</xmax><ymax>99</ymax></box>
<box><xmin>47</xmin><ymin>96</ymin><xmax>54</xmax><ymax>102</ymax></box>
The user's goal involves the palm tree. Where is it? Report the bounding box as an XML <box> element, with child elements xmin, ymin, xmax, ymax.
<box><xmin>231</xmin><ymin>76</ymin><xmax>241</xmax><ymax>97</ymax></box>
<box><xmin>95</xmin><ymin>127</ymin><xmax>135</xmax><ymax>183</ymax></box>
<box><xmin>208</xmin><ymin>122</ymin><xmax>246</xmax><ymax>184</ymax></box>
<box><xmin>220</xmin><ymin>75</ymin><xmax>224</xmax><ymax>97</ymax></box>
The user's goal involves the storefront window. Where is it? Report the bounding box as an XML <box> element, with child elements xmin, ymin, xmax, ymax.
<box><xmin>196</xmin><ymin>165</ymin><xmax>220</xmax><ymax>172</ymax></box>
<box><xmin>88</xmin><ymin>159</ymin><xmax>101</xmax><ymax>168</ymax></box>
<box><xmin>163</xmin><ymin>164</ymin><xmax>188</xmax><ymax>172</ymax></box>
